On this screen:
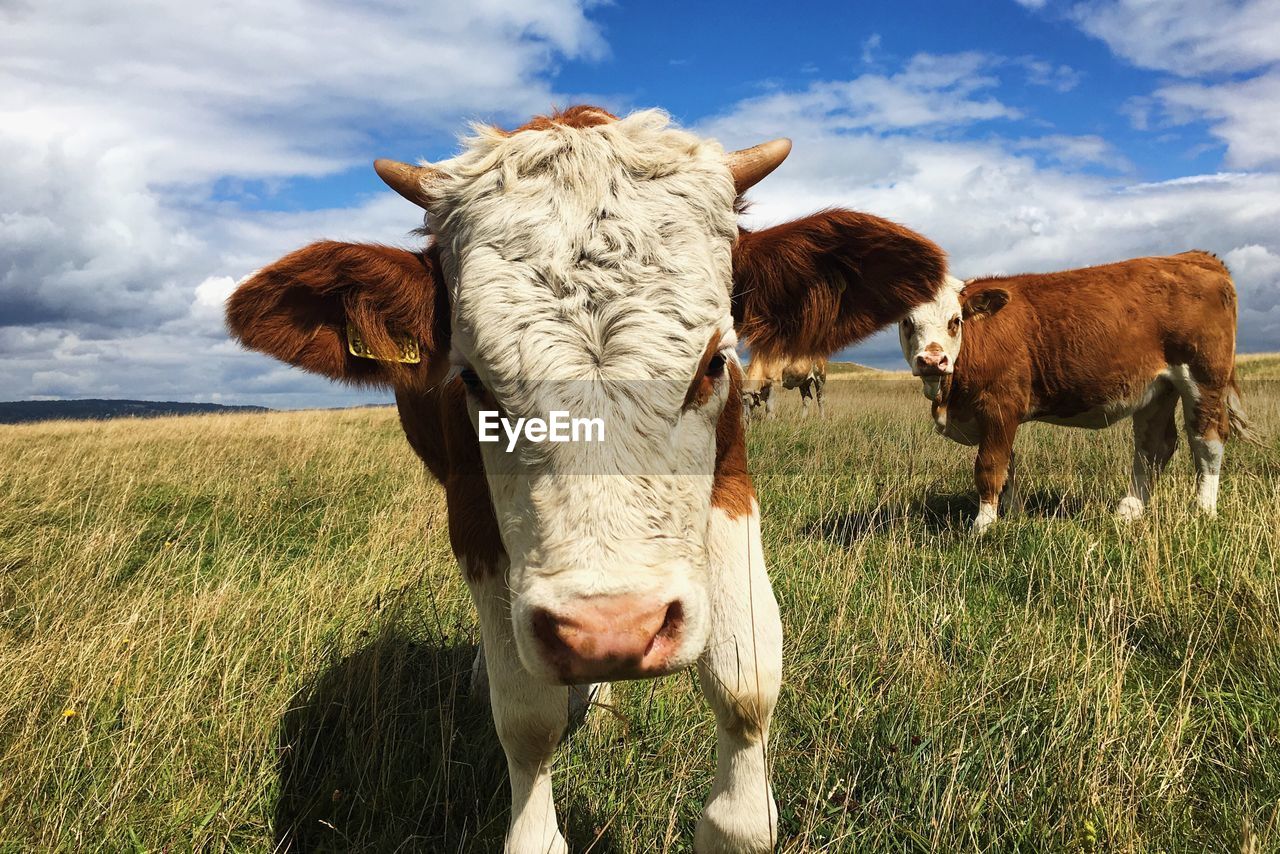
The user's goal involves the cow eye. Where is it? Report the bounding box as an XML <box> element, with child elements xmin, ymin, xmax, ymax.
<box><xmin>460</xmin><ymin>368</ymin><xmax>485</xmax><ymax>394</ymax></box>
<box><xmin>948</xmin><ymin>315</ymin><xmax>962</xmax><ymax>335</ymax></box>
<box><xmin>706</xmin><ymin>352</ymin><xmax>726</xmax><ymax>380</ymax></box>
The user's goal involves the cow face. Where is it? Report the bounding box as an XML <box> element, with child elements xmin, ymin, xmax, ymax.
<box><xmin>899</xmin><ymin>275</ymin><xmax>965</xmax><ymax>398</ymax></box>
<box><xmin>425</xmin><ymin>112</ymin><xmax>745</xmax><ymax>682</ymax></box>
<box><xmin>227</xmin><ymin>106</ymin><xmax>948</xmax><ymax>686</ymax></box>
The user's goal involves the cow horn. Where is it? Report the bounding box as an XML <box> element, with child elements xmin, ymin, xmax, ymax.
<box><xmin>373</xmin><ymin>159</ymin><xmax>441</xmax><ymax>209</ymax></box>
<box><xmin>725</xmin><ymin>138</ymin><xmax>792</xmax><ymax>194</ymax></box>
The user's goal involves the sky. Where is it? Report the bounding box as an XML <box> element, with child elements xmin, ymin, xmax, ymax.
<box><xmin>2</xmin><ymin>0</ymin><xmax>1278</xmax><ymax>409</ymax></box>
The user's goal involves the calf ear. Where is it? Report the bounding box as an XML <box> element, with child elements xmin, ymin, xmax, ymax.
<box><xmin>226</xmin><ymin>241</ymin><xmax>450</xmax><ymax>387</ymax></box>
<box><xmin>732</xmin><ymin>209</ymin><xmax>947</xmax><ymax>361</ymax></box>
<box><xmin>961</xmin><ymin>287</ymin><xmax>1010</xmax><ymax>320</ymax></box>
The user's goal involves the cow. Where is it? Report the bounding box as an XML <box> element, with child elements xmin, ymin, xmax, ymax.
<box><xmin>898</xmin><ymin>254</ymin><xmax>1255</xmax><ymax>534</ymax></box>
<box><xmin>227</xmin><ymin>106</ymin><xmax>947</xmax><ymax>853</ymax></box>
<box><xmin>741</xmin><ymin>357</ymin><xmax>827</xmax><ymax>421</ymax></box>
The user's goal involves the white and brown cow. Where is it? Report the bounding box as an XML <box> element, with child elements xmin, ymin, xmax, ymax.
<box><xmin>741</xmin><ymin>357</ymin><xmax>827</xmax><ymax>421</ymax></box>
<box><xmin>228</xmin><ymin>106</ymin><xmax>946</xmax><ymax>852</ymax></box>
<box><xmin>898</xmin><ymin>254</ymin><xmax>1255</xmax><ymax>533</ymax></box>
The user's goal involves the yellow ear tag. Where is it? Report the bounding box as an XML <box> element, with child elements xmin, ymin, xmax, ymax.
<box><xmin>346</xmin><ymin>323</ymin><xmax>421</xmax><ymax>364</ymax></box>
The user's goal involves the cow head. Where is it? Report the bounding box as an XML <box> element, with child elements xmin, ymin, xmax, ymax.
<box><xmin>898</xmin><ymin>274</ymin><xmax>965</xmax><ymax>399</ymax></box>
<box><xmin>900</xmin><ymin>276</ymin><xmax>1011</xmax><ymax>399</ymax></box>
<box><xmin>227</xmin><ymin>107</ymin><xmax>946</xmax><ymax>684</ymax></box>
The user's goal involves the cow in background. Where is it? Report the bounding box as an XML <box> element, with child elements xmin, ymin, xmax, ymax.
<box><xmin>899</xmin><ymin>256</ymin><xmax>1254</xmax><ymax>533</ymax></box>
<box><xmin>228</xmin><ymin>106</ymin><xmax>948</xmax><ymax>853</ymax></box>
<box><xmin>742</xmin><ymin>357</ymin><xmax>827</xmax><ymax>421</ymax></box>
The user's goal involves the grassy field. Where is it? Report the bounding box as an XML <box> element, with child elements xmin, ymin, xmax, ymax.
<box><xmin>1</xmin><ymin>374</ymin><xmax>1278</xmax><ymax>853</ymax></box>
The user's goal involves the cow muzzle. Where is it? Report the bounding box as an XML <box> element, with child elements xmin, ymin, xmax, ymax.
<box><xmin>913</xmin><ymin>347</ymin><xmax>952</xmax><ymax>376</ymax></box>
<box><xmin>531</xmin><ymin>594</ymin><xmax>685</xmax><ymax>684</ymax></box>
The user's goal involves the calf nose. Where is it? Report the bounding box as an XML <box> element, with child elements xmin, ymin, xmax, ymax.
<box><xmin>915</xmin><ymin>349</ymin><xmax>950</xmax><ymax>373</ymax></box>
<box><xmin>532</xmin><ymin>595</ymin><xmax>684</xmax><ymax>683</ymax></box>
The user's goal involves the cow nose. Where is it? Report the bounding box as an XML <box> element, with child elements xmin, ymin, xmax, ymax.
<box><xmin>532</xmin><ymin>595</ymin><xmax>684</xmax><ymax>683</ymax></box>
<box><xmin>915</xmin><ymin>351</ymin><xmax>950</xmax><ymax>372</ymax></box>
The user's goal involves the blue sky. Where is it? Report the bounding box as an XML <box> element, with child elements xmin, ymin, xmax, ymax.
<box><xmin>2</xmin><ymin>0</ymin><xmax>1277</xmax><ymax>408</ymax></box>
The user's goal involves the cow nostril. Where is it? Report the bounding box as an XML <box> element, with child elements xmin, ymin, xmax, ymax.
<box><xmin>647</xmin><ymin>601</ymin><xmax>684</xmax><ymax>655</ymax></box>
<box><xmin>531</xmin><ymin>607</ymin><xmax>566</xmax><ymax>654</ymax></box>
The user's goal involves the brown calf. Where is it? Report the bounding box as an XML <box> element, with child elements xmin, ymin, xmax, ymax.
<box><xmin>901</xmin><ymin>252</ymin><xmax>1253</xmax><ymax>532</ymax></box>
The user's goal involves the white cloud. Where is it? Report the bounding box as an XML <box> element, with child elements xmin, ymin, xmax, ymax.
<box><xmin>861</xmin><ymin>34</ymin><xmax>882</xmax><ymax>65</ymax></box>
<box><xmin>1069</xmin><ymin>0</ymin><xmax>1280</xmax><ymax>76</ymax></box>
<box><xmin>0</xmin><ymin>0</ymin><xmax>605</xmax><ymax>407</ymax></box>
<box><xmin>1154</xmin><ymin>71</ymin><xmax>1280</xmax><ymax>170</ymax></box>
<box><xmin>729</xmin><ymin>52</ymin><xmax>1020</xmax><ymax>135</ymax></box>
<box><xmin>1011</xmin><ymin>134</ymin><xmax>1130</xmax><ymax>171</ymax></box>
<box><xmin>1017</xmin><ymin>57</ymin><xmax>1083</xmax><ymax>92</ymax></box>
<box><xmin>701</xmin><ymin>84</ymin><xmax>1280</xmax><ymax>365</ymax></box>
<box><xmin>1065</xmin><ymin>2</ymin><xmax>1280</xmax><ymax>185</ymax></box>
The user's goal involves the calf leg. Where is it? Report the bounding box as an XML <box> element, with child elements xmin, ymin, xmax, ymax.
<box><xmin>695</xmin><ymin>505</ymin><xmax>782</xmax><ymax>853</ymax></box>
<box><xmin>998</xmin><ymin>450</ymin><xmax>1023</xmax><ymax>517</ymax></box>
<box><xmin>973</xmin><ymin>418</ymin><xmax>1016</xmax><ymax>534</ymax></box>
<box><xmin>798</xmin><ymin>382</ymin><xmax>813</xmax><ymax>417</ymax></box>
<box><xmin>1180</xmin><ymin>379</ymin><xmax>1228</xmax><ymax>516</ymax></box>
<box><xmin>467</xmin><ymin>565</ymin><xmax>571</xmax><ymax>854</ymax></box>
<box><xmin>1116</xmin><ymin>382</ymin><xmax>1179</xmax><ymax>520</ymax></box>
<box><xmin>815</xmin><ymin>375</ymin><xmax>825</xmax><ymax>417</ymax></box>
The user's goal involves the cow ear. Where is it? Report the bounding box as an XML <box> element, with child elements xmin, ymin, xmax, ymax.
<box><xmin>731</xmin><ymin>209</ymin><xmax>948</xmax><ymax>361</ymax></box>
<box><xmin>226</xmin><ymin>241</ymin><xmax>450</xmax><ymax>387</ymax></box>
<box><xmin>961</xmin><ymin>287</ymin><xmax>1010</xmax><ymax>320</ymax></box>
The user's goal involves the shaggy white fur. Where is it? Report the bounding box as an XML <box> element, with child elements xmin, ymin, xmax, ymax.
<box><xmin>426</xmin><ymin>109</ymin><xmax>738</xmax><ymax>673</ymax></box>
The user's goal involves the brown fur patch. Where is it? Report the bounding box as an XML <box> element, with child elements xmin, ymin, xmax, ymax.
<box><xmin>683</xmin><ymin>330</ymin><xmax>724</xmax><ymax>410</ymax></box>
<box><xmin>395</xmin><ymin>380</ymin><xmax>505</xmax><ymax>577</ymax></box>
<box><xmin>711</xmin><ymin>364</ymin><xmax>755</xmax><ymax>517</ymax></box>
<box><xmin>733</xmin><ymin>209</ymin><xmax>947</xmax><ymax>361</ymax></box>
<box><xmin>504</xmin><ymin>105</ymin><xmax>619</xmax><ymax>135</ymax></box>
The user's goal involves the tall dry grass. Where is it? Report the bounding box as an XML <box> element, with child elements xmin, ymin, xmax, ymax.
<box><xmin>0</xmin><ymin>378</ymin><xmax>1277</xmax><ymax>852</ymax></box>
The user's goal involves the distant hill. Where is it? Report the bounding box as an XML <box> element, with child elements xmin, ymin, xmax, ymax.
<box><xmin>0</xmin><ymin>399</ymin><xmax>270</xmax><ymax>425</ymax></box>
<box><xmin>826</xmin><ymin>361</ymin><xmax>911</xmax><ymax>379</ymax></box>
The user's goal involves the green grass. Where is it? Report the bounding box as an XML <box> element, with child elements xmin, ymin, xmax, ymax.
<box><xmin>1</xmin><ymin>377</ymin><xmax>1277</xmax><ymax>852</ymax></box>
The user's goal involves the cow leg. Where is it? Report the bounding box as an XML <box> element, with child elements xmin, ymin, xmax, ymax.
<box><xmin>470</xmin><ymin>641</ymin><xmax>488</xmax><ymax>699</ymax></box>
<box><xmin>815</xmin><ymin>375</ymin><xmax>825</xmax><ymax>417</ymax></box>
<box><xmin>764</xmin><ymin>390</ymin><xmax>776</xmax><ymax>420</ymax></box>
<box><xmin>998</xmin><ymin>450</ymin><xmax>1023</xmax><ymax>517</ymax></box>
<box><xmin>1117</xmin><ymin>381</ymin><xmax>1179</xmax><ymax>520</ymax></box>
<box><xmin>1178</xmin><ymin>376</ymin><xmax>1228</xmax><ymax>516</ymax></box>
<box><xmin>467</xmin><ymin>565</ymin><xmax>570</xmax><ymax>854</ymax></box>
<box><xmin>798</xmin><ymin>382</ymin><xmax>812</xmax><ymax>417</ymax></box>
<box><xmin>973</xmin><ymin>418</ymin><xmax>1016</xmax><ymax>534</ymax></box>
<box><xmin>694</xmin><ymin>504</ymin><xmax>782</xmax><ymax>853</ymax></box>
